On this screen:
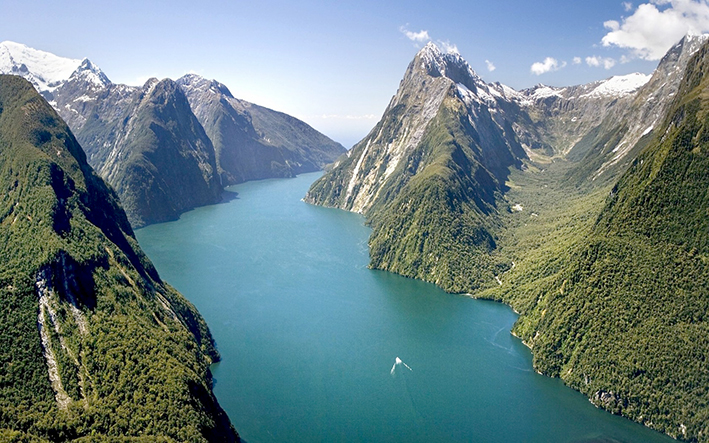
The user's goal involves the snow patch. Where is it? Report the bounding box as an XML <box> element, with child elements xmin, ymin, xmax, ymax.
<box><xmin>73</xmin><ymin>95</ymin><xmax>94</xmax><ymax>102</ymax></box>
<box><xmin>581</xmin><ymin>73</ymin><xmax>651</xmax><ymax>98</ymax></box>
<box><xmin>0</xmin><ymin>41</ymin><xmax>82</xmax><ymax>92</ymax></box>
<box><xmin>532</xmin><ymin>86</ymin><xmax>563</xmax><ymax>100</ymax></box>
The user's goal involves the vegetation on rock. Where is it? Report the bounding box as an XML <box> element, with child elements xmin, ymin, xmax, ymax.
<box><xmin>0</xmin><ymin>74</ymin><xmax>237</xmax><ymax>442</ymax></box>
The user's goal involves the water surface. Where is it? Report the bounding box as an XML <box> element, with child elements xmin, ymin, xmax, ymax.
<box><xmin>137</xmin><ymin>172</ymin><xmax>673</xmax><ymax>443</ymax></box>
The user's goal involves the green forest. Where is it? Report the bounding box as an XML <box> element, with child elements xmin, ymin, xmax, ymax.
<box><xmin>0</xmin><ymin>75</ymin><xmax>236</xmax><ymax>441</ymax></box>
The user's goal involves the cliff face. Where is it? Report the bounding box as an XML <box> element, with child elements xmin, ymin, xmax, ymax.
<box><xmin>0</xmin><ymin>74</ymin><xmax>237</xmax><ymax>441</ymax></box>
<box><xmin>52</xmin><ymin>74</ymin><xmax>222</xmax><ymax>228</ymax></box>
<box><xmin>306</xmin><ymin>43</ymin><xmax>526</xmax><ymax>291</ymax></box>
<box><xmin>177</xmin><ymin>74</ymin><xmax>346</xmax><ymax>185</ymax></box>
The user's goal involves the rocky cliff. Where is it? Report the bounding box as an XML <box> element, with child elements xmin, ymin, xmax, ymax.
<box><xmin>306</xmin><ymin>42</ymin><xmax>526</xmax><ymax>291</ymax></box>
<box><xmin>177</xmin><ymin>74</ymin><xmax>345</xmax><ymax>185</ymax></box>
<box><xmin>0</xmin><ymin>74</ymin><xmax>237</xmax><ymax>441</ymax></box>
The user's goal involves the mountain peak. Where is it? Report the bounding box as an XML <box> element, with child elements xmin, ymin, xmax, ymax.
<box><xmin>68</xmin><ymin>58</ymin><xmax>110</xmax><ymax>88</ymax></box>
<box><xmin>176</xmin><ymin>73</ymin><xmax>234</xmax><ymax>99</ymax></box>
<box><xmin>0</xmin><ymin>41</ymin><xmax>82</xmax><ymax>92</ymax></box>
<box><xmin>413</xmin><ymin>42</ymin><xmax>479</xmax><ymax>89</ymax></box>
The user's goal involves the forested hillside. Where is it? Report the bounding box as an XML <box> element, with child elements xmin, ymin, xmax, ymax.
<box><xmin>0</xmin><ymin>74</ymin><xmax>237</xmax><ymax>442</ymax></box>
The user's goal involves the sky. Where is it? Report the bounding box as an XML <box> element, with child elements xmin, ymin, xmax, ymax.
<box><xmin>2</xmin><ymin>0</ymin><xmax>709</xmax><ymax>147</ymax></box>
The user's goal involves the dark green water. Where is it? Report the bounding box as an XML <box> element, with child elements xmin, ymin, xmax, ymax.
<box><xmin>136</xmin><ymin>172</ymin><xmax>674</xmax><ymax>443</ymax></box>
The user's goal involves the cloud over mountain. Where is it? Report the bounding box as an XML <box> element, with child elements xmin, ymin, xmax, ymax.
<box><xmin>530</xmin><ymin>57</ymin><xmax>565</xmax><ymax>75</ymax></box>
<box><xmin>602</xmin><ymin>0</ymin><xmax>709</xmax><ymax>60</ymax></box>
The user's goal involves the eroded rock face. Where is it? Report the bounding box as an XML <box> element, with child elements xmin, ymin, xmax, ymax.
<box><xmin>177</xmin><ymin>74</ymin><xmax>345</xmax><ymax>186</ymax></box>
<box><xmin>1</xmin><ymin>41</ymin><xmax>345</xmax><ymax>228</ymax></box>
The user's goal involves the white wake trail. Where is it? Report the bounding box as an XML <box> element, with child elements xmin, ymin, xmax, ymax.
<box><xmin>391</xmin><ymin>356</ymin><xmax>412</xmax><ymax>375</ymax></box>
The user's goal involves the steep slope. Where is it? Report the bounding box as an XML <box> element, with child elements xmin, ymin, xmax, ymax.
<box><xmin>499</xmin><ymin>40</ymin><xmax>709</xmax><ymax>442</ymax></box>
<box><xmin>306</xmin><ymin>42</ymin><xmax>526</xmax><ymax>291</ymax></box>
<box><xmin>177</xmin><ymin>74</ymin><xmax>345</xmax><ymax>184</ymax></box>
<box><xmin>1</xmin><ymin>42</ymin><xmax>347</xmax><ymax>226</ymax></box>
<box><xmin>564</xmin><ymin>34</ymin><xmax>709</xmax><ymax>184</ymax></box>
<box><xmin>72</xmin><ymin>78</ymin><xmax>222</xmax><ymax>227</ymax></box>
<box><xmin>0</xmin><ymin>74</ymin><xmax>237</xmax><ymax>441</ymax></box>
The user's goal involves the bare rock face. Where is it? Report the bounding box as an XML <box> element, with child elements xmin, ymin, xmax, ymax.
<box><xmin>177</xmin><ymin>74</ymin><xmax>346</xmax><ymax>185</ymax></box>
<box><xmin>1</xmin><ymin>41</ymin><xmax>345</xmax><ymax>227</ymax></box>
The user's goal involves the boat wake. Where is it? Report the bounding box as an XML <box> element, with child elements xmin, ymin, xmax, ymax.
<box><xmin>390</xmin><ymin>356</ymin><xmax>413</xmax><ymax>375</ymax></box>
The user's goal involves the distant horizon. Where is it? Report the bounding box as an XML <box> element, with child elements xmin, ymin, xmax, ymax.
<box><xmin>3</xmin><ymin>0</ymin><xmax>709</xmax><ymax>148</ymax></box>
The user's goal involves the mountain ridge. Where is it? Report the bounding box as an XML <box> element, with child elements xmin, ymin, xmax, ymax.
<box><xmin>0</xmin><ymin>41</ymin><xmax>345</xmax><ymax>227</ymax></box>
<box><xmin>307</xmin><ymin>36</ymin><xmax>709</xmax><ymax>441</ymax></box>
<box><xmin>177</xmin><ymin>73</ymin><xmax>345</xmax><ymax>185</ymax></box>
<box><xmin>0</xmin><ymin>74</ymin><xmax>237</xmax><ymax>441</ymax></box>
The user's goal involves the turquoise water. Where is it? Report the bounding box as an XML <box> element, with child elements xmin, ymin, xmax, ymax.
<box><xmin>136</xmin><ymin>172</ymin><xmax>674</xmax><ymax>443</ymax></box>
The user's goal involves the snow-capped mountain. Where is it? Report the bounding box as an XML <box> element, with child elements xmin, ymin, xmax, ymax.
<box><xmin>306</xmin><ymin>36</ymin><xmax>709</xmax><ymax>292</ymax></box>
<box><xmin>0</xmin><ymin>41</ymin><xmax>344</xmax><ymax>227</ymax></box>
<box><xmin>0</xmin><ymin>41</ymin><xmax>108</xmax><ymax>97</ymax></box>
<box><xmin>306</xmin><ymin>41</ymin><xmax>526</xmax><ymax>291</ymax></box>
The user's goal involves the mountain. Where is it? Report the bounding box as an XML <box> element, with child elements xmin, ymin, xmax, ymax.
<box><xmin>306</xmin><ymin>42</ymin><xmax>527</xmax><ymax>292</ymax></box>
<box><xmin>562</xmin><ymin>34</ymin><xmax>709</xmax><ymax>184</ymax></box>
<box><xmin>0</xmin><ymin>41</ymin><xmax>84</xmax><ymax>97</ymax></box>
<box><xmin>0</xmin><ymin>41</ymin><xmax>222</xmax><ymax>227</ymax></box>
<box><xmin>177</xmin><ymin>74</ymin><xmax>346</xmax><ymax>185</ymax></box>
<box><xmin>512</xmin><ymin>73</ymin><xmax>650</xmax><ymax>162</ymax></box>
<box><xmin>506</xmin><ymin>39</ymin><xmax>709</xmax><ymax>441</ymax></box>
<box><xmin>307</xmin><ymin>37</ymin><xmax>709</xmax><ymax>441</ymax></box>
<box><xmin>61</xmin><ymin>76</ymin><xmax>223</xmax><ymax>227</ymax></box>
<box><xmin>0</xmin><ymin>74</ymin><xmax>237</xmax><ymax>441</ymax></box>
<box><xmin>307</xmin><ymin>37</ymin><xmax>707</xmax><ymax>291</ymax></box>
<box><xmin>0</xmin><ymin>41</ymin><xmax>345</xmax><ymax>227</ymax></box>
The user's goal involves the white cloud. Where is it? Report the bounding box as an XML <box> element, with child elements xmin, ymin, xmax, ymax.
<box><xmin>400</xmin><ymin>26</ymin><xmax>431</xmax><ymax>43</ymax></box>
<box><xmin>585</xmin><ymin>56</ymin><xmax>617</xmax><ymax>69</ymax></box>
<box><xmin>485</xmin><ymin>60</ymin><xmax>496</xmax><ymax>72</ymax></box>
<box><xmin>623</xmin><ymin>1</ymin><xmax>634</xmax><ymax>11</ymax></box>
<box><xmin>573</xmin><ymin>56</ymin><xmax>582</xmax><ymax>64</ymax></box>
<box><xmin>530</xmin><ymin>57</ymin><xmax>566</xmax><ymax>75</ymax></box>
<box><xmin>438</xmin><ymin>40</ymin><xmax>459</xmax><ymax>54</ymax></box>
<box><xmin>602</xmin><ymin>0</ymin><xmax>709</xmax><ymax>60</ymax></box>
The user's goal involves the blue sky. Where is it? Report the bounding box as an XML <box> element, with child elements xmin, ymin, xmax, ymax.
<box><xmin>2</xmin><ymin>0</ymin><xmax>708</xmax><ymax>147</ymax></box>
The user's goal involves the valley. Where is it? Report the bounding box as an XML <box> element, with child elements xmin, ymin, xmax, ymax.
<box><xmin>0</xmin><ymin>23</ymin><xmax>708</xmax><ymax>443</ymax></box>
<box><xmin>307</xmin><ymin>36</ymin><xmax>709</xmax><ymax>441</ymax></box>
